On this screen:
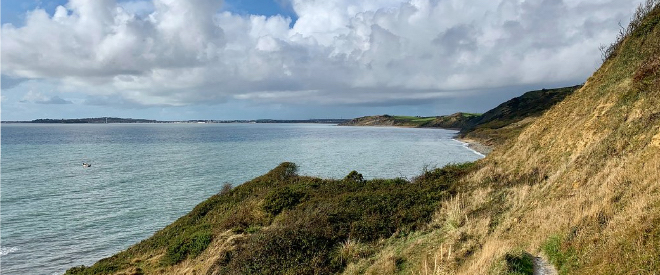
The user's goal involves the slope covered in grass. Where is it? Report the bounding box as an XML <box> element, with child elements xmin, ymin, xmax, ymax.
<box><xmin>458</xmin><ymin>85</ymin><xmax>580</xmax><ymax>147</ymax></box>
<box><xmin>339</xmin><ymin>115</ymin><xmax>442</xmax><ymax>127</ymax></box>
<box><xmin>348</xmin><ymin>1</ymin><xmax>660</xmax><ymax>274</ymax></box>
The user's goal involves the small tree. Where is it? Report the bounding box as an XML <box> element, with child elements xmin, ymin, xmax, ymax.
<box><xmin>344</xmin><ymin>171</ymin><xmax>365</xmax><ymax>183</ymax></box>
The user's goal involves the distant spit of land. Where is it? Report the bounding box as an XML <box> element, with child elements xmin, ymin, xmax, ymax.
<box><xmin>1</xmin><ymin>117</ymin><xmax>351</xmax><ymax>124</ymax></box>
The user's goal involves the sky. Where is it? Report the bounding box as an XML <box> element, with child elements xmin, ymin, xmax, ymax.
<box><xmin>0</xmin><ymin>0</ymin><xmax>646</xmax><ymax>121</ymax></box>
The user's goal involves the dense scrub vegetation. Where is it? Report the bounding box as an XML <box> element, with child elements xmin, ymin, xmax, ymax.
<box><xmin>66</xmin><ymin>162</ymin><xmax>477</xmax><ymax>274</ymax></box>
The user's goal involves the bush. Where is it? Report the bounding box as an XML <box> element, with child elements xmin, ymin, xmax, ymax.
<box><xmin>219</xmin><ymin>182</ymin><xmax>233</xmax><ymax>194</ymax></box>
<box><xmin>344</xmin><ymin>171</ymin><xmax>365</xmax><ymax>183</ymax></box>
<box><xmin>262</xmin><ymin>187</ymin><xmax>306</xmax><ymax>215</ymax></box>
<box><xmin>67</xmin><ymin>162</ymin><xmax>478</xmax><ymax>274</ymax></box>
<box><xmin>64</xmin><ymin>257</ymin><xmax>122</xmax><ymax>275</ymax></box>
<box><xmin>162</xmin><ymin>230</ymin><xmax>213</xmax><ymax>266</ymax></box>
<box><xmin>228</xmin><ymin>214</ymin><xmax>339</xmax><ymax>274</ymax></box>
<box><xmin>266</xmin><ymin>162</ymin><xmax>298</xmax><ymax>181</ymax></box>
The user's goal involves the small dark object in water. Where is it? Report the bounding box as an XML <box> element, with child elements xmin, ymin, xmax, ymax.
<box><xmin>82</xmin><ymin>163</ymin><xmax>92</xmax><ymax>168</ymax></box>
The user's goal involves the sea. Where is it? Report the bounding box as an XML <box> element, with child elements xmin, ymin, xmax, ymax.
<box><xmin>0</xmin><ymin>123</ymin><xmax>483</xmax><ymax>275</ymax></box>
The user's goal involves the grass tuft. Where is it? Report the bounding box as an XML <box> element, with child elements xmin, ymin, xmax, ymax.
<box><xmin>541</xmin><ymin>235</ymin><xmax>577</xmax><ymax>275</ymax></box>
<box><xmin>503</xmin><ymin>249</ymin><xmax>534</xmax><ymax>275</ymax></box>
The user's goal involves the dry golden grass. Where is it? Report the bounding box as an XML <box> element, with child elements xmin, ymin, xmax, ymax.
<box><xmin>353</xmin><ymin>4</ymin><xmax>660</xmax><ymax>274</ymax></box>
<box><xmin>113</xmin><ymin>230</ymin><xmax>246</xmax><ymax>275</ymax></box>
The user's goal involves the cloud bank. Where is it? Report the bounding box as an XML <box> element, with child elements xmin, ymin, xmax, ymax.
<box><xmin>20</xmin><ymin>91</ymin><xmax>73</xmax><ymax>104</ymax></box>
<box><xmin>1</xmin><ymin>0</ymin><xmax>643</xmax><ymax>108</ymax></box>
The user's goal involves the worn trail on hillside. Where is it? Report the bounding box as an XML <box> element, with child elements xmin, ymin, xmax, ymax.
<box><xmin>533</xmin><ymin>255</ymin><xmax>558</xmax><ymax>275</ymax></box>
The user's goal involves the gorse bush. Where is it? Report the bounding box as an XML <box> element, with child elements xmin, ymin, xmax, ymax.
<box><xmin>65</xmin><ymin>260</ymin><xmax>121</xmax><ymax>275</ymax></box>
<box><xmin>217</xmin><ymin>162</ymin><xmax>476</xmax><ymax>274</ymax></box>
<box><xmin>268</xmin><ymin>161</ymin><xmax>298</xmax><ymax>180</ymax></box>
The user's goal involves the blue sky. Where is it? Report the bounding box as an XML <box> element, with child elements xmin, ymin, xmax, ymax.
<box><xmin>1</xmin><ymin>0</ymin><xmax>297</xmax><ymax>25</ymax></box>
<box><xmin>0</xmin><ymin>0</ymin><xmax>644</xmax><ymax>121</ymax></box>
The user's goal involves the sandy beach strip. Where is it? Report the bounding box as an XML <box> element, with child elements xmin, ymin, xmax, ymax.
<box><xmin>456</xmin><ymin>138</ymin><xmax>493</xmax><ymax>156</ymax></box>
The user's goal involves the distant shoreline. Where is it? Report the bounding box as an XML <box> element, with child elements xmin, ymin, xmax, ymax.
<box><xmin>340</xmin><ymin>123</ymin><xmax>492</xmax><ymax>156</ymax></box>
<box><xmin>1</xmin><ymin>118</ymin><xmax>351</xmax><ymax>124</ymax></box>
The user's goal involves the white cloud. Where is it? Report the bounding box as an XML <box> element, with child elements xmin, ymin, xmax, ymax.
<box><xmin>0</xmin><ymin>0</ymin><xmax>645</xmax><ymax>108</ymax></box>
<box><xmin>20</xmin><ymin>90</ymin><xmax>73</xmax><ymax>104</ymax></box>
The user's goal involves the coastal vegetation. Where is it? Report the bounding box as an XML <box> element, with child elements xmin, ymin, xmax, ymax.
<box><xmin>67</xmin><ymin>1</ymin><xmax>660</xmax><ymax>274</ymax></box>
<box><xmin>66</xmin><ymin>162</ymin><xmax>477</xmax><ymax>274</ymax></box>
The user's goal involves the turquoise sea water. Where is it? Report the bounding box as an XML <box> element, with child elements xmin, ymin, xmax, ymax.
<box><xmin>0</xmin><ymin>123</ymin><xmax>482</xmax><ymax>274</ymax></box>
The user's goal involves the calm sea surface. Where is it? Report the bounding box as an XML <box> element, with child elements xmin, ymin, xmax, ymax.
<box><xmin>0</xmin><ymin>123</ymin><xmax>482</xmax><ymax>274</ymax></box>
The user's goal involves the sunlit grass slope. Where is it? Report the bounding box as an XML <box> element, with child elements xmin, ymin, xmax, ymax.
<box><xmin>350</xmin><ymin>1</ymin><xmax>660</xmax><ymax>274</ymax></box>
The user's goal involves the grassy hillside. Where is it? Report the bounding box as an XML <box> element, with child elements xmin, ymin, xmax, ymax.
<box><xmin>67</xmin><ymin>1</ymin><xmax>660</xmax><ymax>274</ymax></box>
<box><xmin>458</xmin><ymin>85</ymin><xmax>580</xmax><ymax>147</ymax></box>
<box><xmin>339</xmin><ymin>114</ymin><xmax>478</xmax><ymax>128</ymax></box>
<box><xmin>422</xmin><ymin>112</ymin><xmax>482</xmax><ymax>129</ymax></box>
<box><xmin>347</xmin><ymin>1</ymin><xmax>660</xmax><ymax>274</ymax></box>
<box><xmin>339</xmin><ymin>115</ymin><xmax>442</xmax><ymax>127</ymax></box>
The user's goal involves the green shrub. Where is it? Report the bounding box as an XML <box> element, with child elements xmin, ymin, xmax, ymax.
<box><xmin>503</xmin><ymin>249</ymin><xmax>534</xmax><ymax>275</ymax></box>
<box><xmin>219</xmin><ymin>182</ymin><xmax>233</xmax><ymax>194</ymax></box>
<box><xmin>266</xmin><ymin>162</ymin><xmax>298</xmax><ymax>181</ymax></box>
<box><xmin>228</xmin><ymin>216</ymin><xmax>339</xmax><ymax>274</ymax></box>
<box><xmin>262</xmin><ymin>187</ymin><xmax>306</xmax><ymax>215</ymax></box>
<box><xmin>162</xmin><ymin>230</ymin><xmax>213</xmax><ymax>266</ymax></box>
<box><xmin>344</xmin><ymin>170</ymin><xmax>365</xmax><ymax>183</ymax></box>
<box><xmin>65</xmin><ymin>266</ymin><xmax>87</xmax><ymax>274</ymax></box>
